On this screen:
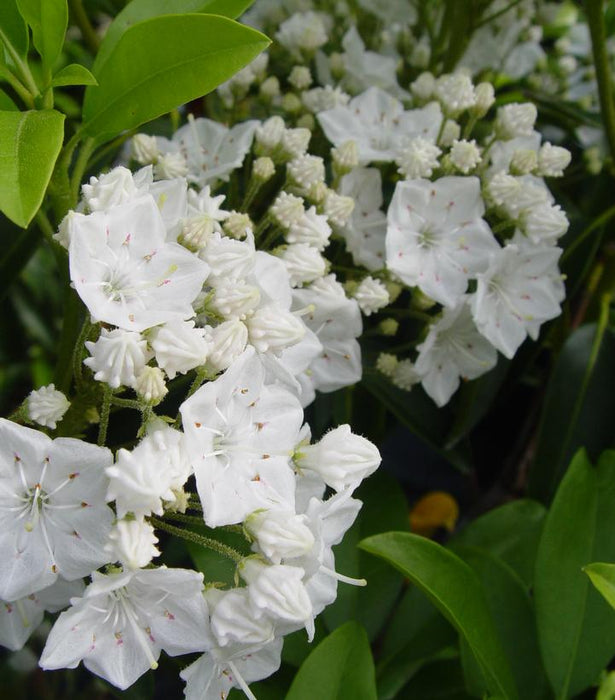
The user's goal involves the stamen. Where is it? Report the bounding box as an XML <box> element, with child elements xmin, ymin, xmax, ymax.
<box><xmin>319</xmin><ymin>565</ymin><xmax>367</xmax><ymax>587</ymax></box>
<box><xmin>227</xmin><ymin>661</ymin><xmax>258</xmax><ymax>700</ymax></box>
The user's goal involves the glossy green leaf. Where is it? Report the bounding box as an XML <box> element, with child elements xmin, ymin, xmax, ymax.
<box><xmin>452</xmin><ymin>499</ymin><xmax>547</xmax><ymax>588</ymax></box>
<box><xmin>585</xmin><ymin>562</ymin><xmax>615</xmax><ymax>611</ymax></box>
<box><xmin>360</xmin><ymin>532</ymin><xmax>518</xmax><ymax>699</ymax></box>
<box><xmin>534</xmin><ymin>450</ymin><xmax>615</xmax><ymax>698</ymax></box>
<box><xmin>285</xmin><ymin>622</ymin><xmax>377</xmax><ymax>700</ymax></box>
<box><xmin>529</xmin><ymin>323</ymin><xmax>615</xmax><ymax>503</ymax></box>
<box><xmin>51</xmin><ymin>62</ymin><xmax>97</xmax><ymax>87</ymax></box>
<box><xmin>94</xmin><ymin>0</ymin><xmax>257</xmax><ymax>74</ymax></box>
<box><xmin>83</xmin><ymin>14</ymin><xmax>269</xmax><ymax>142</ymax></box>
<box><xmin>16</xmin><ymin>0</ymin><xmax>67</xmax><ymax>71</ymax></box>
<box><xmin>0</xmin><ymin>109</ymin><xmax>64</xmax><ymax>227</ymax></box>
<box><xmin>0</xmin><ymin>0</ymin><xmax>28</xmax><ymax>63</ymax></box>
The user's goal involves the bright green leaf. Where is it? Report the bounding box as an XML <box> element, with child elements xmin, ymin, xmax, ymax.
<box><xmin>286</xmin><ymin>622</ymin><xmax>377</xmax><ymax>700</ymax></box>
<box><xmin>0</xmin><ymin>0</ymin><xmax>28</xmax><ymax>63</ymax></box>
<box><xmin>0</xmin><ymin>89</ymin><xmax>18</xmax><ymax>110</ymax></box>
<box><xmin>83</xmin><ymin>14</ymin><xmax>269</xmax><ymax>142</ymax></box>
<box><xmin>585</xmin><ymin>562</ymin><xmax>615</xmax><ymax>611</ymax></box>
<box><xmin>51</xmin><ymin>63</ymin><xmax>97</xmax><ymax>87</ymax></box>
<box><xmin>15</xmin><ymin>0</ymin><xmax>67</xmax><ymax>72</ymax></box>
<box><xmin>0</xmin><ymin>109</ymin><xmax>64</xmax><ymax>227</ymax></box>
<box><xmin>360</xmin><ymin>532</ymin><xmax>518</xmax><ymax>699</ymax></box>
<box><xmin>94</xmin><ymin>0</ymin><xmax>256</xmax><ymax>74</ymax></box>
<box><xmin>534</xmin><ymin>450</ymin><xmax>615</xmax><ymax>698</ymax></box>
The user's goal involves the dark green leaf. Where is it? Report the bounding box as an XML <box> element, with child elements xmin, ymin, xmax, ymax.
<box><xmin>585</xmin><ymin>562</ymin><xmax>615</xmax><ymax>610</ymax></box>
<box><xmin>0</xmin><ymin>0</ymin><xmax>28</xmax><ymax>63</ymax></box>
<box><xmin>395</xmin><ymin>657</ymin><xmax>471</xmax><ymax>700</ymax></box>
<box><xmin>360</xmin><ymin>532</ymin><xmax>518</xmax><ymax>699</ymax></box>
<box><xmin>51</xmin><ymin>62</ymin><xmax>97</xmax><ymax>87</ymax></box>
<box><xmin>0</xmin><ymin>109</ymin><xmax>64</xmax><ymax>227</ymax></box>
<box><xmin>285</xmin><ymin>621</ymin><xmax>377</xmax><ymax>700</ymax></box>
<box><xmin>15</xmin><ymin>0</ymin><xmax>67</xmax><ymax>72</ymax></box>
<box><xmin>83</xmin><ymin>14</ymin><xmax>269</xmax><ymax>142</ymax></box>
<box><xmin>534</xmin><ymin>450</ymin><xmax>615</xmax><ymax>698</ymax></box>
<box><xmin>529</xmin><ymin>323</ymin><xmax>615</xmax><ymax>503</ymax></box>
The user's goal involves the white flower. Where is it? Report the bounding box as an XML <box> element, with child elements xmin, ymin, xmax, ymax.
<box><xmin>106</xmin><ymin>518</ymin><xmax>160</xmax><ymax>570</ymax></box>
<box><xmin>276</xmin><ymin>11</ymin><xmax>328</xmax><ymax>57</ymax></box>
<box><xmin>495</xmin><ymin>103</ymin><xmax>538</xmax><ymax>139</ymax></box>
<box><xmin>318</xmin><ymin>87</ymin><xmax>442</xmax><ymax>163</ymax></box>
<box><xmin>131</xmin><ymin>134</ymin><xmax>159</xmax><ymax>165</ymax></box>
<box><xmin>537</xmin><ymin>142</ymin><xmax>572</xmax><ymax>176</ymax></box>
<box><xmin>40</xmin><ymin>568</ymin><xmax>211</xmax><ymax>690</ymax></box>
<box><xmin>396</xmin><ymin>137</ymin><xmax>442</xmax><ymax>179</ymax></box>
<box><xmin>392</xmin><ymin>359</ymin><xmax>421</xmax><ymax>390</ymax></box>
<box><xmin>271</xmin><ymin>192</ymin><xmax>305</xmax><ymax>229</ymax></box>
<box><xmin>154</xmin><ymin>152</ymin><xmax>188</xmax><ymax>180</ymax></box>
<box><xmin>200</xmin><ymin>231</ymin><xmax>255</xmax><ymax>282</ymax></box>
<box><xmin>0</xmin><ymin>419</ymin><xmax>113</xmax><ymax>601</ymax></box>
<box><xmin>522</xmin><ymin>203</ymin><xmax>569</xmax><ymax>243</ymax></box>
<box><xmin>322</xmin><ymin>190</ymin><xmax>354</xmax><ymax>227</ymax></box>
<box><xmin>206</xmin><ymin>319</ymin><xmax>249</xmax><ymax>372</ymax></box>
<box><xmin>286</xmin><ymin>206</ymin><xmax>332</xmax><ymax>250</ymax></box>
<box><xmin>302</xmin><ymin>85</ymin><xmax>350</xmax><ymax>113</ymax></box>
<box><xmin>247</xmin><ymin>304</ymin><xmax>306</xmax><ymax>354</ymax></box>
<box><xmin>70</xmin><ymin>196</ymin><xmax>209</xmax><ymax>332</ymax></box>
<box><xmin>281</xmin><ymin>128</ymin><xmax>311</xmax><ymax>159</ymax></box>
<box><xmin>332</xmin><ymin>140</ymin><xmax>359</xmax><ymax>175</ymax></box>
<box><xmin>82</xmin><ymin>166</ymin><xmax>139</xmax><ymax>212</ymax></box>
<box><xmin>179</xmin><ymin>187</ymin><xmax>230</xmax><ymax>251</ymax></box>
<box><xmin>386</xmin><ymin>177</ymin><xmax>500</xmax><ymax>307</ymax></box>
<box><xmin>411</xmin><ymin>71</ymin><xmax>436</xmax><ymax>101</ymax></box>
<box><xmin>150</xmin><ymin>320</ymin><xmax>210</xmax><ymax>379</ymax></box>
<box><xmin>278</xmin><ymin>244</ymin><xmax>327</xmax><ymax>287</ymax></box>
<box><xmin>134</xmin><ymin>366</ymin><xmax>167</xmax><ymax>404</ymax></box>
<box><xmin>435</xmin><ymin>73</ymin><xmax>476</xmax><ymax>115</ymax></box>
<box><xmin>415</xmin><ymin>300</ymin><xmax>497</xmax><ymax>406</ymax></box>
<box><xmin>211</xmin><ymin>280</ymin><xmax>261</xmax><ymax>319</ymax></box>
<box><xmin>472</xmin><ymin>82</ymin><xmax>495</xmax><ymax>116</ymax></box>
<box><xmin>27</xmin><ymin>384</ymin><xmax>70</xmax><ymax>429</ymax></box>
<box><xmin>289</xmin><ymin>65</ymin><xmax>312</xmax><ymax>90</ymax></box>
<box><xmin>84</xmin><ymin>328</ymin><xmax>152</xmax><ymax>389</ymax></box>
<box><xmin>354</xmin><ymin>277</ymin><xmax>390</xmax><ymax>315</ymax></box>
<box><xmin>252</xmin><ymin>156</ymin><xmax>276</xmax><ymax>182</ymax></box>
<box><xmin>449</xmin><ymin>139</ymin><xmax>481</xmax><ymax>174</ymax></box>
<box><xmin>471</xmin><ymin>241</ymin><xmax>564</xmax><ymax>358</ymax></box>
<box><xmin>287</xmin><ymin>154</ymin><xmax>325</xmax><ymax>190</ymax></box>
<box><xmin>439</xmin><ymin>119</ymin><xmax>461</xmax><ymax>147</ymax></box>
<box><xmin>245</xmin><ymin>510</ymin><xmax>315</xmax><ymax>565</ymax></box>
<box><xmin>208</xmin><ymin>587</ymin><xmax>274</xmax><ymax>648</ymax></box>
<box><xmin>296</xmin><ymin>424</ymin><xmax>380</xmax><ymax>493</ymax></box>
<box><xmin>255</xmin><ymin>116</ymin><xmax>286</xmax><ymax>152</ymax></box>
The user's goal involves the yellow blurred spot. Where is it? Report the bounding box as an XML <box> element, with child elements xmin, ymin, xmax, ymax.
<box><xmin>409</xmin><ymin>491</ymin><xmax>459</xmax><ymax>537</ymax></box>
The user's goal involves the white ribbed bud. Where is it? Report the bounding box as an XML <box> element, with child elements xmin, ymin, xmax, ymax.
<box><xmin>297</xmin><ymin>113</ymin><xmax>315</xmax><ymax>130</ymax></box>
<box><xmin>281</xmin><ymin>127</ymin><xmax>311</xmax><ymax>159</ymax></box>
<box><xmin>84</xmin><ymin>328</ymin><xmax>152</xmax><ymax>389</ymax></box>
<box><xmin>307</xmin><ymin>180</ymin><xmax>328</xmax><ymax>205</ymax></box>
<box><xmin>150</xmin><ymin>320</ymin><xmax>210</xmax><ymax>379</ymax></box>
<box><xmin>252</xmin><ymin>156</ymin><xmax>275</xmax><ymax>182</ymax></box>
<box><xmin>247</xmin><ymin>305</ymin><xmax>306</xmax><ymax>353</ymax></box>
<box><xmin>449</xmin><ymin>139</ymin><xmax>481</xmax><ymax>174</ymax></box>
<box><xmin>522</xmin><ymin>203</ymin><xmax>569</xmax><ymax>243</ymax></box>
<box><xmin>271</xmin><ymin>192</ymin><xmax>305</xmax><ymax>229</ymax></box>
<box><xmin>209</xmin><ymin>588</ymin><xmax>274</xmax><ymax>647</ymax></box>
<box><xmin>27</xmin><ymin>384</ymin><xmax>70</xmax><ymax>429</ymax></box>
<box><xmin>256</xmin><ymin>116</ymin><xmax>286</xmax><ymax>151</ymax></box>
<box><xmin>223</xmin><ymin>211</ymin><xmax>253</xmax><ymax>240</ymax></box>
<box><xmin>537</xmin><ymin>142</ymin><xmax>571</xmax><ymax>177</ymax></box>
<box><xmin>486</xmin><ymin>172</ymin><xmax>522</xmax><ymax>208</ymax></box>
<box><xmin>207</xmin><ymin>319</ymin><xmax>248</xmax><ymax>371</ymax></box>
<box><xmin>245</xmin><ymin>510</ymin><xmax>315</xmax><ymax>564</ymax></box>
<box><xmin>154</xmin><ymin>152</ymin><xmax>188</xmax><ymax>179</ymax></box>
<box><xmin>323</xmin><ymin>190</ymin><xmax>355</xmax><ymax>226</ymax></box>
<box><xmin>287</xmin><ymin>154</ymin><xmax>325</xmax><ymax>189</ymax></box>
<box><xmin>201</xmin><ymin>233</ymin><xmax>255</xmax><ymax>281</ymax></box>
<box><xmin>439</xmin><ymin>119</ymin><xmax>461</xmax><ymax>147</ymax></box>
<box><xmin>509</xmin><ymin>149</ymin><xmax>538</xmax><ymax>176</ymax></box>
<box><xmin>332</xmin><ymin>140</ymin><xmax>359</xmax><ymax>175</ymax></box>
<box><xmin>354</xmin><ymin>277</ymin><xmax>390</xmax><ymax>315</ymax></box>
<box><xmin>179</xmin><ymin>215</ymin><xmax>215</xmax><ymax>252</ymax></box>
<box><xmin>376</xmin><ymin>352</ymin><xmax>398</xmax><ymax>377</ymax></box>
<box><xmin>288</xmin><ymin>65</ymin><xmax>312</xmax><ymax>90</ymax></box>
<box><xmin>296</xmin><ymin>424</ymin><xmax>381</xmax><ymax>491</ymax></box>
<box><xmin>396</xmin><ymin>137</ymin><xmax>442</xmax><ymax>179</ymax></box>
<box><xmin>134</xmin><ymin>366</ymin><xmax>168</xmax><ymax>404</ymax></box>
<box><xmin>410</xmin><ymin>71</ymin><xmax>436</xmax><ymax>101</ymax></box>
<box><xmin>392</xmin><ymin>359</ymin><xmax>421</xmax><ymax>391</ymax></box>
<box><xmin>282</xmin><ymin>93</ymin><xmax>303</xmax><ymax>114</ymax></box>
<box><xmin>211</xmin><ymin>280</ymin><xmax>261</xmax><ymax>319</ymax></box>
<box><xmin>472</xmin><ymin>83</ymin><xmax>495</xmax><ymax>117</ymax></box>
<box><xmin>106</xmin><ymin>518</ymin><xmax>160</xmax><ymax>570</ymax></box>
<box><xmin>435</xmin><ymin>73</ymin><xmax>476</xmax><ymax>115</ymax></box>
<box><xmin>302</xmin><ymin>85</ymin><xmax>350</xmax><ymax>113</ymax></box>
<box><xmin>277</xmin><ymin>243</ymin><xmax>327</xmax><ymax>287</ymax></box>
<box><xmin>82</xmin><ymin>166</ymin><xmax>138</xmax><ymax>212</ymax></box>
<box><xmin>131</xmin><ymin>134</ymin><xmax>159</xmax><ymax>165</ymax></box>
<box><xmin>260</xmin><ymin>76</ymin><xmax>280</xmax><ymax>100</ymax></box>
<box><xmin>286</xmin><ymin>205</ymin><xmax>331</xmax><ymax>250</ymax></box>
<box><xmin>495</xmin><ymin>103</ymin><xmax>537</xmax><ymax>139</ymax></box>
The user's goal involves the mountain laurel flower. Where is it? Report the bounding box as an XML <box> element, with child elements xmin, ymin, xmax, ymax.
<box><xmin>522</xmin><ymin>203</ymin><xmax>569</xmax><ymax>243</ymax></box>
<box><xmin>206</xmin><ymin>319</ymin><xmax>248</xmax><ymax>371</ymax></box>
<box><xmin>271</xmin><ymin>192</ymin><xmax>305</xmax><ymax>229</ymax></box>
<box><xmin>396</xmin><ymin>137</ymin><xmax>442</xmax><ymax>179</ymax></box>
<box><xmin>105</xmin><ymin>518</ymin><xmax>160</xmax><ymax>570</ymax></box>
<box><xmin>296</xmin><ymin>424</ymin><xmax>381</xmax><ymax>492</ymax></box>
<box><xmin>211</xmin><ymin>280</ymin><xmax>261</xmax><ymax>319</ymax></box>
<box><xmin>322</xmin><ymin>190</ymin><xmax>355</xmax><ymax>227</ymax></box>
<box><xmin>332</xmin><ymin>140</ymin><xmax>359</xmax><ymax>176</ymax></box>
<box><xmin>435</xmin><ymin>73</ymin><xmax>476</xmax><ymax>116</ymax></box>
<box><xmin>287</xmin><ymin>154</ymin><xmax>326</xmax><ymax>190</ymax></box>
<box><xmin>439</xmin><ymin>119</ymin><xmax>461</xmax><ymax>147</ymax></box>
<box><xmin>252</xmin><ymin>156</ymin><xmax>276</xmax><ymax>183</ymax></box>
<box><xmin>288</xmin><ymin>65</ymin><xmax>313</xmax><ymax>90</ymax></box>
<box><xmin>247</xmin><ymin>305</ymin><xmax>306</xmax><ymax>354</ymax></box>
<box><xmin>245</xmin><ymin>510</ymin><xmax>315</xmax><ymax>564</ymax></box>
<box><xmin>449</xmin><ymin>139</ymin><xmax>481</xmax><ymax>174</ymax></box>
<box><xmin>302</xmin><ymin>85</ymin><xmax>350</xmax><ymax>113</ymax></box>
<box><xmin>131</xmin><ymin>134</ymin><xmax>159</xmax><ymax>165</ymax></box>
<box><xmin>223</xmin><ymin>211</ymin><xmax>254</xmax><ymax>240</ymax></box>
<box><xmin>376</xmin><ymin>352</ymin><xmax>399</xmax><ymax>377</ymax></box>
<box><xmin>471</xmin><ymin>82</ymin><xmax>495</xmax><ymax>117</ymax></box>
<box><xmin>149</xmin><ymin>320</ymin><xmax>210</xmax><ymax>379</ymax></box>
<box><xmin>27</xmin><ymin>384</ymin><xmax>70</xmax><ymax>429</ymax></box>
<box><xmin>286</xmin><ymin>206</ymin><xmax>332</xmax><ymax>250</ymax></box>
<box><xmin>208</xmin><ymin>588</ymin><xmax>275</xmax><ymax>647</ymax></box>
<box><xmin>410</xmin><ymin>71</ymin><xmax>436</xmax><ymax>101</ymax></box>
<box><xmin>509</xmin><ymin>149</ymin><xmax>538</xmax><ymax>176</ymax></box>
<box><xmin>392</xmin><ymin>359</ymin><xmax>421</xmax><ymax>391</ymax></box>
<box><xmin>276</xmin><ymin>11</ymin><xmax>328</xmax><ymax>57</ymax></box>
<box><xmin>255</xmin><ymin>116</ymin><xmax>286</xmax><ymax>153</ymax></box>
<box><xmin>260</xmin><ymin>76</ymin><xmax>280</xmax><ymax>100</ymax></box>
<box><xmin>134</xmin><ymin>366</ymin><xmax>168</xmax><ymax>404</ymax></box>
<box><xmin>353</xmin><ymin>277</ymin><xmax>390</xmax><ymax>316</ymax></box>
<box><xmin>495</xmin><ymin>103</ymin><xmax>538</xmax><ymax>139</ymax></box>
<box><xmin>281</xmin><ymin>127</ymin><xmax>312</xmax><ymax>160</ymax></box>
<box><xmin>84</xmin><ymin>328</ymin><xmax>152</xmax><ymax>389</ymax></box>
<box><xmin>277</xmin><ymin>244</ymin><xmax>327</xmax><ymax>287</ymax></box>
<box><xmin>81</xmin><ymin>166</ymin><xmax>139</xmax><ymax>212</ymax></box>
<box><xmin>154</xmin><ymin>152</ymin><xmax>188</xmax><ymax>180</ymax></box>
<box><xmin>200</xmin><ymin>231</ymin><xmax>256</xmax><ymax>282</ymax></box>
<box><xmin>537</xmin><ymin>142</ymin><xmax>572</xmax><ymax>177</ymax></box>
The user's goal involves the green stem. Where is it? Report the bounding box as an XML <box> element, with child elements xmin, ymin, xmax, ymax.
<box><xmin>72</xmin><ymin>317</ymin><xmax>92</xmax><ymax>390</ymax></box>
<box><xmin>561</xmin><ymin>204</ymin><xmax>615</xmax><ymax>263</ymax></box>
<box><xmin>0</xmin><ymin>27</ymin><xmax>39</xmax><ymax>97</ymax></box>
<box><xmin>150</xmin><ymin>516</ymin><xmax>244</xmax><ymax>563</ymax></box>
<box><xmin>34</xmin><ymin>210</ymin><xmax>57</xmax><ymax>246</ymax></box>
<box><xmin>110</xmin><ymin>396</ymin><xmax>143</xmax><ymax>410</ymax></box>
<box><xmin>0</xmin><ymin>66</ymin><xmax>34</xmax><ymax>108</ymax></box>
<box><xmin>586</xmin><ymin>0</ymin><xmax>615</xmax><ymax>165</ymax></box>
<box><xmin>68</xmin><ymin>0</ymin><xmax>100</xmax><ymax>54</ymax></box>
<box><xmin>70</xmin><ymin>137</ymin><xmax>96</xmax><ymax>204</ymax></box>
<box><xmin>475</xmin><ymin>0</ymin><xmax>524</xmax><ymax>29</ymax></box>
<box><xmin>98</xmin><ymin>385</ymin><xmax>112</xmax><ymax>445</ymax></box>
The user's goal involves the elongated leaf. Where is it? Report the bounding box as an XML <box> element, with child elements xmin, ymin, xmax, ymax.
<box><xmin>360</xmin><ymin>532</ymin><xmax>518</xmax><ymax>699</ymax></box>
<box><xmin>534</xmin><ymin>450</ymin><xmax>615</xmax><ymax>698</ymax></box>
<box><xmin>51</xmin><ymin>63</ymin><xmax>97</xmax><ymax>87</ymax></box>
<box><xmin>94</xmin><ymin>0</ymin><xmax>257</xmax><ymax>75</ymax></box>
<box><xmin>285</xmin><ymin>622</ymin><xmax>377</xmax><ymax>700</ymax></box>
<box><xmin>16</xmin><ymin>0</ymin><xmax>67</xmax><ymax>71</ymax></box>
<box><xmin>585</xmin><ymin>562</ymin><xmax>615</xmax><ymax>610</ymax></box>
<box><xmin>0</xmin><ymin>109</ymin><xmax>64</xmax><ymax>227</ymax></box>
<box><xmin>83</xmin><ymin>14</ymin><xmax>269</xmax><ymax>142</ymax></box>
<box><xmin>529</xmin><ymin>323</ymin><xmax>615</xmax><ymax>503</ymax></box>
<box><xmin>0</xmin><ymin>0</ymin><xmax>28</xmax><ymax>62</ymax></box>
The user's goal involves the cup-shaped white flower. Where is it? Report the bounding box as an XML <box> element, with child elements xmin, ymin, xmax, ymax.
<box><xmin>0</xmin><ymin>419</ymin><xmax>114</xmax><ymax>601</ymax></box>
<box><xmin>296</xmin><ymin>425</ymin><xmax>381</xmax><ymax>492</ymax></box>
<box><xmin>69</xmin><ymin>196</ymin><xmax>209</xmax><ymax>332</ymax></box>
<box><xmin>245</xmin><ymin>510</ymin><xmax>315</xmax><ymax>565</ymax></box>
<box><xmin>208</xmin><ymin>588</ymin><xmax>275</xmax><ymax>648</ymax></box>
<box><xmin>40</xmin><ymin>567</ymin><xmax>211</xmax><ymax>690</ymax></box>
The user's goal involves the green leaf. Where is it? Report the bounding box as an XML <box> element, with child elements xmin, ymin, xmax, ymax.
<box><xmin>83</xmin><ymin>14</ymin><xmax>269</xmax><ymax>142</ymax></box>
<box><xmin>452</xmin><ymin>499</ymin><xmax>547</xmax><ymax>588</ymax></box>
<box><xmin>51</xmin><ymin>62</ymin><xmax>97</xmax><ymax>87</ymax></box>
<box><xmin>395</xmin><ymin>657</ymin><xmax>471</xmax><ymax>700</ymax></box>
<box><xmin>94</xmin><ymin>0</ymin><xmax>257</xmax><ymax>75</ymax></box>
<box><xmin>0</xmin><ymin>109</ymin><xmax>64</xmax><ymax>227</ymax></box>
<box><xmin>15</xmin><ymin>0</ymin><xmax>67</xmax><ymax>72</ymax></box>
<box><xmin>0</xmin><ymin>89</ymin><xmax>17</xmax><ymax>110</ymax></box>
<box><xmin>534</xmin><ymin>450</ymin><xmax>615</xmax><ymax>699</ymax></box>
<box><xmin>585</xmin><ymin>562</ymin><xmax>615</xmax><ymax>611</ymax></box>
<box><xmin>0</xmin><ymin>0</ymin><xmax>29</xmax><ymax>63</ymax></box>
<box><xmin>529</xmin><ymin>323</ymin><xmax>615</xmax><ymax>503</ymax></box>
<box><xmin>285</xmin><ymin>622</ymin><xmax>377</xmax><ymax>700</ymax></box>
<box><xmin>360</xmin><ymin>532</ymin><xmax>518</xmax><ymax>699</ymax></box>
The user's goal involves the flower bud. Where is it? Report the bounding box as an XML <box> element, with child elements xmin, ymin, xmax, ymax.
<box><xmin>332</xmin><ymin>140</ymin><xmax>359</xmax><ymax>176</ymax></box>
<box><xmin>396</xmin><ymin>137</ymin><xmax>441</xmax><ymax>179</ymax></box>
<box><xmin>211</xmin><ymin>280</ymin><xmax>261</xmax><ymax>319</ymax></box>
<box><xmin>282</xmin><ymin>93</ymin><xmax>303</xmax><ymax>114</ymax></box>
<box><xmin>376</xmin><ymin>352</ymin><xmax>398</xmax><ymax>377</ymax></box>
<box><xmin>509</xmin><ymin>149</ymin><xmax>538</xmax><ymax>176</ymax></box>
<box><xmin>255</xmin><ymin>116</ymin><xmax>286</xmax><ymax>153</ymax></box>
<box><xmin>353</xmin><ymin>277</ymin><xmax>390</xmax><ymax>315</ymax></box>
<box><xmin>131</xmin><ymin>134</ymin><xmax>159</xmax><ymax>165</ymax></box>
<box><xmin>150</xmin><ymin>321</ymin><xmax>210</xmax><ymax>379</ymax></box>
<box><xmin>471</xmin><ymin>82</ymin><xmax>495</xmax><ymax>117</ymax></box>
<box><xmin>439</xmin><ymin>119</ymin><xmax>461</xmax><ymax>147</ymax></box>
<box><xmin>495</xmin><ymin>103</ymin><xmax>537</xmax><ymax>139</ymax></box>
<box><xmin>435</xmin><ymin>73</ymin><xmax>475</xmax><ymax>116</ymax></box>
<box><xmin>106</xmin><ymin>518</ymin><xmax>160</xmax><ymax>570</ymax></box>
<box><xmin>410</xmin><ymin>71</ymin><xmax>435</xmax><ymax>102</ymax></box>
<box><xmin>286</xmin><ymin>205</ymin><xmax>331</xmax><ymax>250</ymax></box>
<box><xmin>27</xmin><ymin>384</ymin><xmax>70</xmax><ymax>429</ymax></box>
<box><xmin>259</xmin><ymin>76</ymin><xmax>280</xmax><ymax>100</ymax></box>
<box><xmin>449</xmin><ymin>139</ymin><xmax>481</xmax><ymax>174</ymax></box>
<box><xmin>84</xmin><ymin>328</ymin><xmax>152</xmax><ymax>389</ymax></box>
<box><xmin>247</xmin><ymin>305</ymin><xmax>306</xmax><ymax>353</ymax></box>
<box><xmin>135</xmin><ymin>366</ymin><xmax>168</xmax><ymax>405</ymax></box>
<box><xmin>252</xmin><ymin>156</ymin><xmax>276</xmax><ymax>183</ymax></box>
<box><xmin>223</xmin><ymin>211</ymin><xmax>254</xmax><ymax>240</ymax></box>
<box><xmin>281</xmin><ymin>127</ymin><xmax>311</xmax><ymax>159</ymax></box>
<box><xmin>207</xmin><ymin>319</ymin><xmax>248</xmax><ymax>371</ymax></box>
<box><xmin>245</xmin><ymin>510</ymin><xmax>315</xmax><ymax>564</ymax></box>
<box><xmin>392</xmin><ymin>359</ymin><xmax>421</xmax><ymax>390</ymax></box>
<box><xmin>537</xmin><ymin>142</ymin><xmax>571</xmax><ymax>177</ymax></box>
<box><xmin>271</xmin><ymin>191</ymin><xmax>305</xmax><ymax>229</ymax></box>
<box><xmin>287</xmin><ymin>154</ymin><xmax>325</xmax><ymax>190</ymax></box>
<box><xmin>277</xmin><ymin>243</ymin><xmax>327</xmax><ymax>287</ymax></box>
<box><xmin>288</xmin><ymin>66</ymin><xmax>312</xmax><ymax>90</ymax></box>
<box><xmin>322</xmin><ymin>190</ymin><xmax>354</xmax><ymax>226</ymax></box>
<box><xmin>154</xmin><ymin>152</ymin><xmax>188</xmax><ymax>180</ymax></box>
